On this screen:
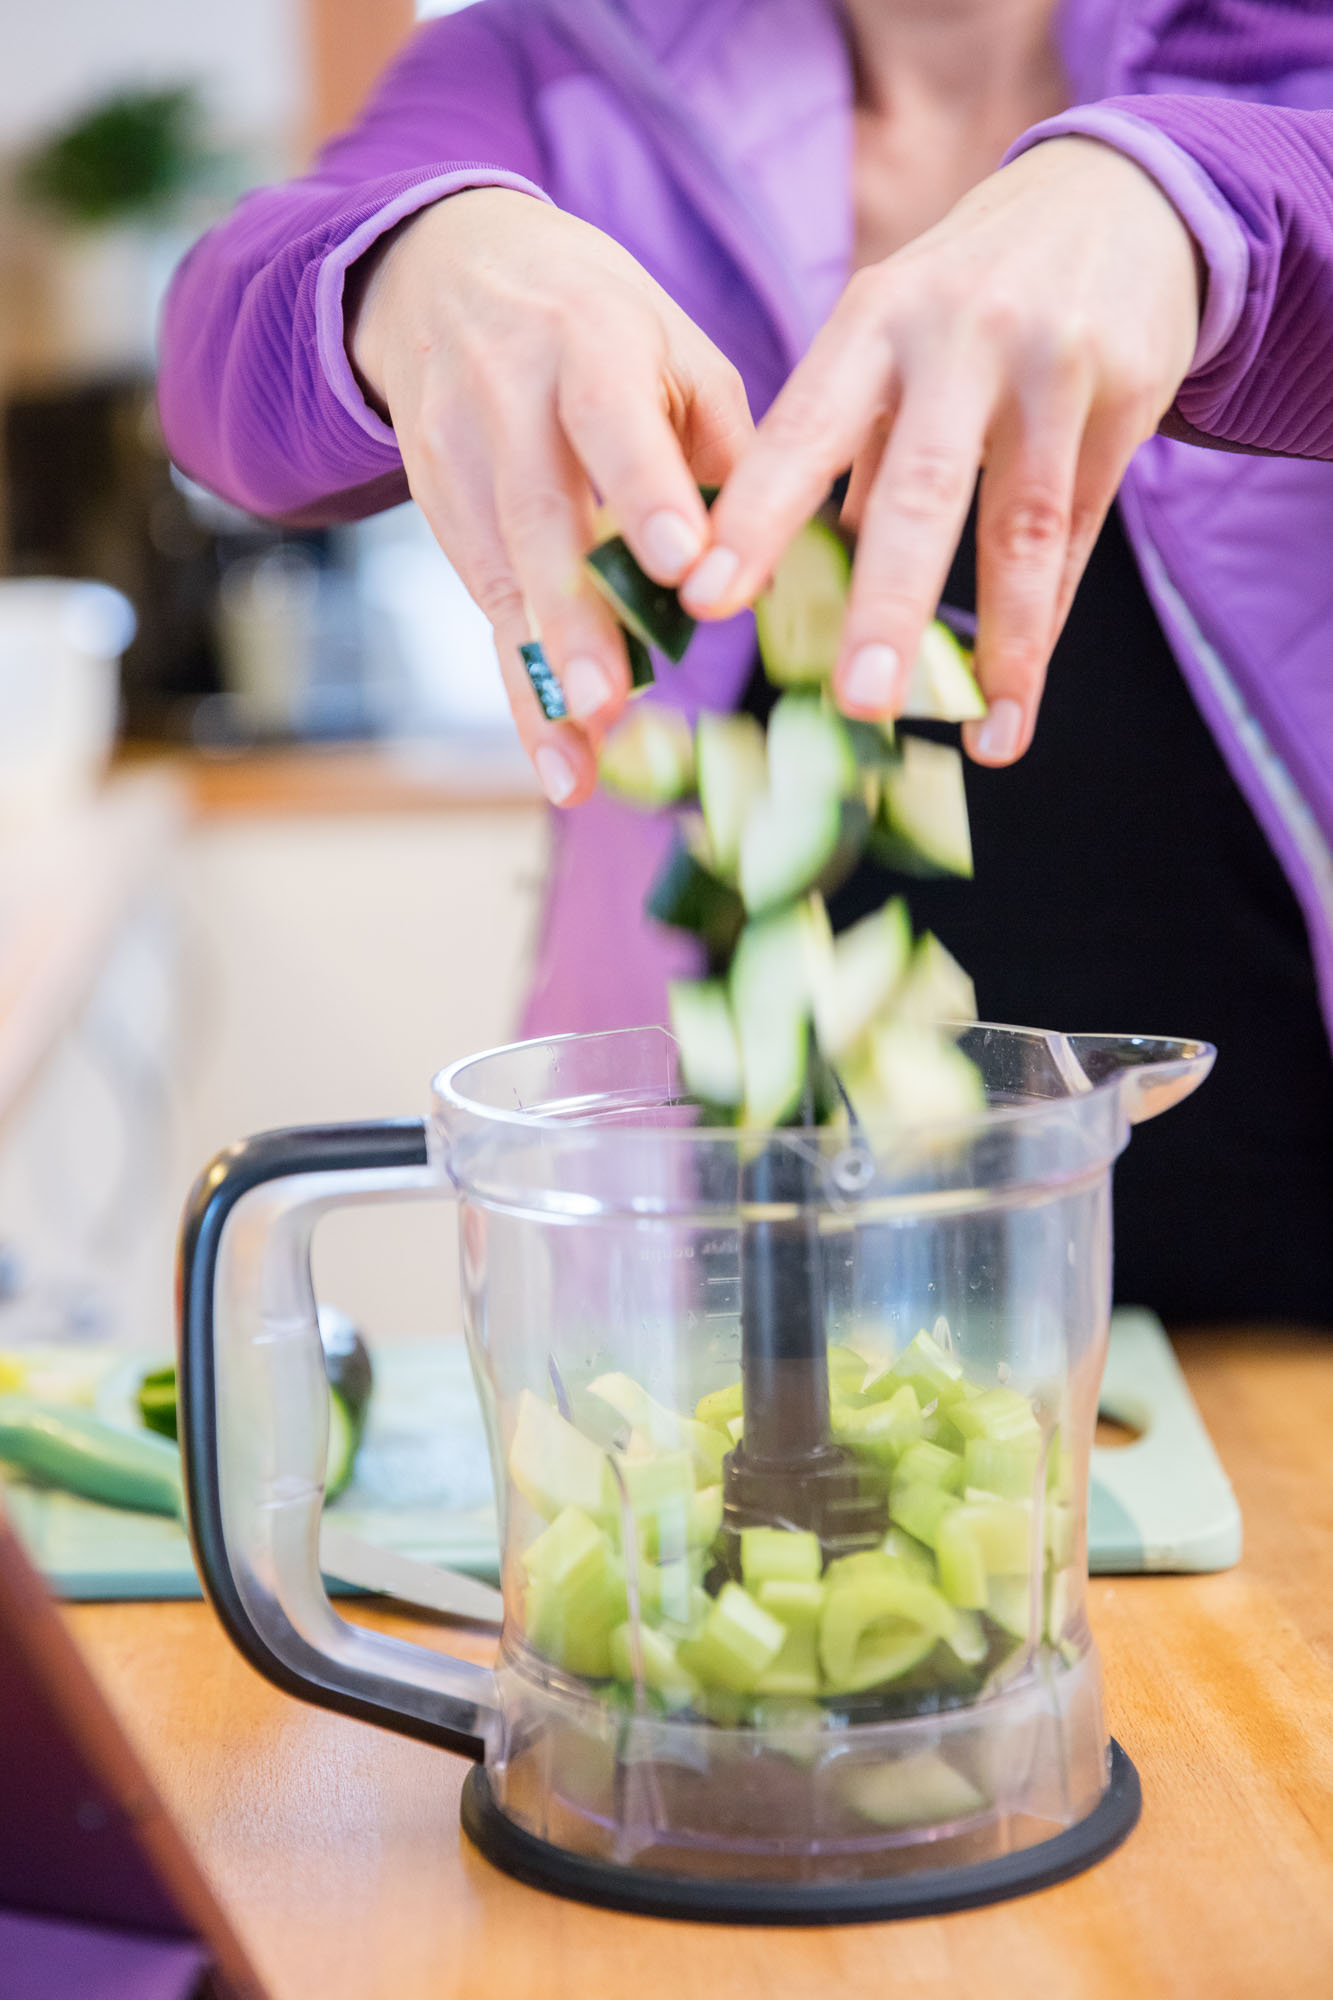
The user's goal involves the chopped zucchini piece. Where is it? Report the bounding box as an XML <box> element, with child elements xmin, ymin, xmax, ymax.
<box><xmin>819</xmin><ymin>1570</ymin><xmax>954</xmax><ymax>1693</ymax></box>
<box><xmin>740</xmin><ymin>1526</ymin><xmax>822</xmax><ymax>1588</ymax></box>
<box><xmin>609</xmin><ymin>1621</ymin><xmax>699</xmax><ymax>1704</ymax></box>
<box><xmin>647</xmin><ymin>829</ymin><xmax>745</xmax><ymax>964</ymax></box>
<box><xmin>697</xmin><ymin>712</ymin><xmax>768</xmax><ymax>876</ymax></box>
<box><xmin>509</xmin><ymin>1389</ymin><xmax>614</xmax><ymax>1522</ymax></box>
<box><xmin>695</xmin><ymin>1379</ymin><xmax>744</xmax><ymax>1433</ymax></box>
<box><xmin>585</xmin><ymin>536</ymin><xmax>696</xmax><ymax>662</ymax></box>
<box><xmin>872</xmin><ymin>734</ymin><xmax>974</xmax><ymax>879</ymax></box>
<box><xmin>888</xmin><ymin>1479</ymin><xmax>959</xmax><ymax>1549</ymax></box>
<box><xmin>729</xmin><ymin>903</ymin><xmax>817</xmax><ymax>1126</ymax></box>
<box><xmin>899</xmin><ymin>621</ymin><xmax>986</xmax><ymax>723</ymax></box>
<box><xmin>963</xmin><ymin>1435</ymin><xmax>1042</xmax><ymax>1501</ymax></box>
<box><xmin>808</xmin><ymin>894</ymin><xmax>912</xmax><ymax>1060</ymax></box>
<box><xmin>753</xmin><ymin>519</ymin><xmax>850</xmax><ymax>686</ymax></box>
<box><xmin>848</xmin><ymin>1022</ymin><xmax>987</xmax><ymax>1131</ymax></box>
<box><xmin>756</xmin><ymin>1578</ymin><xmax>825</xmax><ymax>1633</ymax></box>
<box><xmin>599</xmin><ymin>705</ymin><xmax>694</xmax><ymax>807</ymax></box>
<box><xmin>766</xmin><ymin>692</ymin><xmax>858</xmax><ymax>798</ymax></box>
<box><xmin>844</xmin><ymin>1752</ymin><xmax>987</xmax><ymax>1829</ymax></box>
<box><xmin>667</xmin><ymin>980</ymin><xmax>744</xmax><ymax>1111</ymax></box>
<box><xmin>949</xmin><ymin>1386</ymin><xmax>1042</xmax><ymax>1446</ymax></box>
<box><xmin>934</xmin><ymin>1505</ymin><xmax>989</xmax><ymax>1609</ymax></box>
<box><xmin>677</xmin><ymin>1582</ymin><xmax>787</xmax><ymax>1694</ymax></box>
<box><xmin>755</xmin><ymin>1623</ymin><xmax>822</xmax><ymax>1697</ymax></box>
<box><xmin>895</xmin><ymin>1439</ymin><xmax>964</xmax><ymax>1492</ymax></box>
<box><xmin>737</xmin><ymin>789</ymin><xmax>853</xmax><ymax>916</ymax></box>
<box><xmin>831</xmin><ymin>1384</ymin><xmax>923</xmax><ymax>1465</ymax></box>
<box><xmin>894</xmin><ymin>931</ymin><xmax>978</xmax><ymax>1028</ymax></box>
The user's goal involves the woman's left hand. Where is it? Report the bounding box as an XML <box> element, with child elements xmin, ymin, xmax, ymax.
<box><xmin>681</xmin><ymin>137</ymin><xmax>1202</xmax><ymax>765</ymax></box>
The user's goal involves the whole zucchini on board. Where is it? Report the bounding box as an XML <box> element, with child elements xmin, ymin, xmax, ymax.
<box><xmin>137</xmin><ymin>1306</ymin><xmax>373</xmax><ymax>1502</ymax></box>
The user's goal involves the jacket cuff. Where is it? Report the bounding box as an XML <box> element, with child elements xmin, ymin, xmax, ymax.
<box><xmin>1003</xmin><ymin>107</ymin><xmax>1250</xmax><ymax>374</ymax></box>
<box><xmin>315</xmin><ymin>167</ymin><xmax>553</xmax><ymax>448</ymax></box>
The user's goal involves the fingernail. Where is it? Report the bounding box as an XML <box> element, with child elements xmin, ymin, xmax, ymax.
<box><xmin>535</xmin><ymin>744</ymin><xmax>577</xmax><ymax>804</ymax></box>
<box><xmin>841</xmin><ymin>643</ymin><xmax>901</xmax><ymax>714</ymax></box>
<box><xmin>681</xmin><ymin>545</ymin><xmax>739</xmax><ymax>611</ymax></box>
<box><xmin>973</xmin><ymin>697</ymin><xmax>1023</xmax><ymax>762</ymax></box>
<box><xmin>563</xmin><ymin>654</ymin><xmax>615</xmax><ymax>721</ymax></box>
<box><xmin>640</xmin><ymin>509</ymin><xmax>703</xmax><ymax>578</ymax></box>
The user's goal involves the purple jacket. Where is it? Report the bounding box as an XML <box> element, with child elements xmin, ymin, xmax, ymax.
<box><xmin>158</xmin><ymin>0</ymin><xmax>1333</xmax><ymax>1049</ymax></box>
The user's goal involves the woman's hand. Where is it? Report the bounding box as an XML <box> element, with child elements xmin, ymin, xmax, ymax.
<box><xmin>351</xmin><ymin>188</ymin><xmax>752</xmax><ymax>804</ymax></box>
<box><xmin>682</xmin><ymin>138</ymin><xmax>1202</xmax><ymax>765</ymax></box>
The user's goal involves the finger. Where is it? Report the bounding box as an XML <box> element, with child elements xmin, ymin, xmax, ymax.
<box><xmin>681</xmin><ymin>287</ymin><xmax>894</xmax><ymax>617</ymax></box>
<box><xmin>840</xmin><ymin>410</ymin><xmax>894</xmax><ymax>532</ymax></box>
<box><xmin>403</xmin><ymin>443</ymin><xmax>601</xmax><ymax>808</ymax></box>
<box><xmin>557</xmin><ymin>327</ymin><xmax>742</xmax><ymax>585</ymax></box>
<box><xmin>1048</xmin><ymin>404</ymin><xmax>1145</xmax><ymax>636</ymax></box>
<box><xmin>485</xmin><ymin>390</ymin><xmax>635</xmax><ymax>735</ymax></box>
<box><xmin>962</xmin><ymin>370</ymin><xmax>1093</xmax><ymax>766</ymax></box>
<box><xmin>831</xmin><ymin>350</ymin><xmax>997</xmax><ymax>718</ymax></box>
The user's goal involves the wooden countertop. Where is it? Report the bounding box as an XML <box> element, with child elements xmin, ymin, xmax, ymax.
<box><xmin>66</xmin><ymin>1325</ymin><xmax>1333</xmax><ymax>2000</ymax></box>
<box><xmin>122</xmin><ymin>740</ymin><xmax>542</xmax><ymax>819</ymax></box>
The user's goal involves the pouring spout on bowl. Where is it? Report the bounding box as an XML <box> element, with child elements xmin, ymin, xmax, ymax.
<box><xmin>1065</xmin><ymin>1034</ymin><xmax>1216</xmax><ymax>1126</ymax></box>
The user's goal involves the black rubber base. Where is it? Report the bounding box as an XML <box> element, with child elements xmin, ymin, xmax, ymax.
<box><xmin>460</xmin><ymin>1740</ymin><xmax>1141</xmax><ymax>1925</ymax></box>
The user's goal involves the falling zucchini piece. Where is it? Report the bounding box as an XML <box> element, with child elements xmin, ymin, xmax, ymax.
<box><xmin>871</xmin><ymin>734</ymin><xmax>974</xmax><ymax>879</ymax></box>
<box><xmin>739</xmin><ymin>792</ymin><xmax>868</xmax><ymax>916</ymax></box>
<box><xmin>899</xmin><ymin>623</ymin><xmax>986</xmax><ymax>723</ymax></box>
<box><xmin>599</xmin><ymin>704</ymin><xmax>695</xmax><ymax>808</ymax></box>
<box><xmin>696</xmin><ymin>711</ymin><xmax>768</xmax><ymax>877</ymax></box>
<box><xmin>754</xmin><ymin>519</ymin><xmax>850</xmax><ymax>686</ymax></box>
<box><xmin>765</xmin><ymin>692</ymin><xmax>859</xmax><ymax>798</ymax></box>
<box><xmin>893</xmin><ymin>931</ymin><xmax>978</xmax><ymax>1027</ymax></box>
<box><xmin>585</xmin><ymin>536</ymin><xmax>697</xmax><ymax>663</ymax></box>
<box><xmin>668</xmin><ymin>979</ymin><xmax>744</xmax><ymax>1111</ymax></box>
<box><xmin>647</xmin><ymin>819</ymin><xmax>746</xmax><ymax>964</ymax></box>
<box><xmin>807</xmin><ymin>894</ymin><xmax>912</xmax><ymax>1060</ymax></box>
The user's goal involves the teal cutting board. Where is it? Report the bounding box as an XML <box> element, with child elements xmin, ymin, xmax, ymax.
<box><xmin>1</xmin><ymin>1308</ymin><xmax>1240</xmax><ymax>1601</ymax></box>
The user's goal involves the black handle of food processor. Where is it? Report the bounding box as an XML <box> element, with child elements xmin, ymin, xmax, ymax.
<box><xmin>178</xmin><ymin>1119</ymin><xmax>493</xmax><ymax>1760</ymax></box>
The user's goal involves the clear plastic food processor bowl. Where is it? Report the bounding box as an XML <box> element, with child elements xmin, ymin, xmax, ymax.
<box><xmin>178</xmin><ymin>1023</ymin><xmax>1211</xmax><ymax>1917</ymax></box>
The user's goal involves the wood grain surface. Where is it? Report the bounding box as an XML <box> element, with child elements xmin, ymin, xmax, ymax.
<box><xmin>68</xmin><ymin>1326</ymin><xmax>1333</xmax><ymax>2000</ymax></box>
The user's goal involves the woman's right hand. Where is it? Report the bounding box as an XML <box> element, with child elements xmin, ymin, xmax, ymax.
<box><xmin>350</xmin><ymin>188</ymin><xmax>753</xmax><ymax>805</ymax></box>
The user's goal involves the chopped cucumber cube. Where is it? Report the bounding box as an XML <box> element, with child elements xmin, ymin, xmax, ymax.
<box><xmin>819</xmin><ymin>1570</ymin><xmax>954</xmax><ymax>1694</ymax></box>
<box><xmin>899</xmin><ymin>622</ymin><xmax>986</xmax><ymax>723</ymax></box>
<box><xmin>880</xmin><ymin>1526</ymin><xmax>938</xmax><ymax>1583</ymax></box>
<box><xmin>695</xmin><ymin>1379</ymin><xmax>743</xmax><ymax>1433</ymax></box>
<box><xmin>729</xmin><ymin>904</ymin><xmax>818</xmax><ymax>1125</ymax></box>
<box><xmin>934</xmin><ymin>1506</ymin><xmax>989</xmax><ymax>1609</ymax></box>
<box><xmin>766</xmin><ymin>692</ymin><xmax>858</xmax><ymax>798</ymax></box>
<box><xmin>521</xmin><ymin>1504</ymin><xmax>611</xmax><ymax>1592</ymax></box>
<box><xmin>949</xmin><ymin>1386</ymin><xmax>1042</xmax><ymax>1446</ymax></box>
<box><xmin>697</xmin><ymin>712</ymin><xmax>768</xmax><ymax>875</ymax></box>
<box><xmin>756</xmin><ymin>1578</ymin><xmax>826</xmax><ymax>1634</ymax></box>
<box><xmin>872</xmin><ymin>735</ymin><xmax>974</xmax><ymax>879</ymax></box>
<box><xmin>831</xmin><ymin>1384</ymin><xmax>923</xmax><ymax>1464</ymax></box>
<box><xmin>753</xmin><ymin>519</ymin><xmax>850</xmax><ymax>686</ymax></box>
<box><xmin>609</xmin><ymin>1622</ymin><xmax>699</xmax><ymax>1705</ymax></box>
<box><xmin>987</xmin><ymin>1574</ymin><xmax>1037</xmax><ymax>1642</ymax></box>
<box><xmin>843</xmin><ymin>1751</ymin><xmax>987</xmax><ymax>1829</ymax></box>
<box><xmin>509</xmin><ymin>1389</ymin><xmax>615</xmax><ymax>1522</ymax></box>
<box><xmin>599</xmin><ymin>705</ymin><xmax>695</xmax><ymax>807</ymax></box>
<box><xmin>677</xmin><ymin>1582</ymin><xmax>787</xmax><ymax>1694</ymax></box>
<box><xmin>755</xmin><ymin>1623</ymin><xmax>822</xmax><ymax>1698</ymax></box>
<box><xmin>963</xmin><ymin>1435</ymin><xmax>1042</xmax><ymax>1501</ymax></box>
<box><xmin>895</xmin><ymin>1439</ymin><xmax>964</xmax><ymax>1492</ymax></box>
<box><xmin>668</xmin><ymin>980</ymin><xmax>744</xmax><ymax>1110</ymax></box>
<box><xmin>740</xmin><ymin>1526</ymin><xmax>822</xmax><ymax>1587</ymax></box>
<box><xmin>889</xmin><ymin>1479</ymin><xmax>959</xmax><ymax>1549</ymax></box>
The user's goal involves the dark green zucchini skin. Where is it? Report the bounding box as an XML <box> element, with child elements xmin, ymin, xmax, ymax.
<box><xmin>136</xmin><ymin>1319</ymin><xmax>373</xmax><ymax>1455</ymax></box>
<box><xmin>648</xmin><ymin>841</ymin><xmax>745</xmax><ymax>967</ymax></box>
<box><xmin>586</xmin><ymin>538</ymin><xmax>696</xmax><ymax>663</ymax></box>
<box><xmin>624</xmin><ymin>629</ymin><xmax>656</xmax><ymax>692</ymax></box>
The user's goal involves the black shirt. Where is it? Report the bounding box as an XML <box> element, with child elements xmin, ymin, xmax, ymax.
<box><xmin>742</xmin><ymin>507</ymin><xmax>1333</xmax><ymax>1326</ymax></box>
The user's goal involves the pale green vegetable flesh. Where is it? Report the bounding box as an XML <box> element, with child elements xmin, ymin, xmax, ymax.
<box><xmin>873</xmin><ymin>734</ymin><xmax>974</xmax><ymax>879</ymax></box>
<box><xmin>598</xmin><ymin>704</ymin><xmax>696</xmax><ymax>806</ymax></box>
<box><xmin>510</xmin><ymin>1323</ymin><xmax>1075</xmax><ymax>1724</ymax></box>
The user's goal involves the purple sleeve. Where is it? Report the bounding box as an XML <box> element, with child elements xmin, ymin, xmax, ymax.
<box><xmin>1007</xmin><ymin>97</ymin><xmax>1333</xmax><ymax>460</ymax></box>
<box><xmin>157</xmin><ymin>5</ymin><xmax>556</xmax><ymax>522</ymax></box>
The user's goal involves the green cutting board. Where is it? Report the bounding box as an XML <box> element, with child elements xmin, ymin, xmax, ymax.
<box><xmin>1</xmin><ymin>1309</ymin><xmax>1239</xmax><ymax>1601</ymax></box>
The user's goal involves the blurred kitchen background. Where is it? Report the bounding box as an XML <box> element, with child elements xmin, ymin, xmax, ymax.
<box><xmin>0</xmin><ymin>0</ymin><xmax>544</xmax><ymax>1381</ymax></box>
